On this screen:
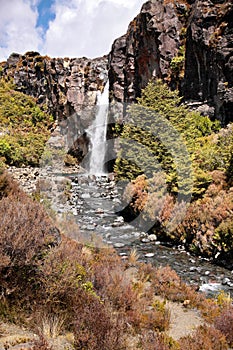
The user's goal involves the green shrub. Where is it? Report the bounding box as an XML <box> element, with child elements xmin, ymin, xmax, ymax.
<box><xmin>0</xmin><ymin>79</ymin><xmax>53</xmax><ymax>166</ymax></box>
<box><xmin>114</xmin><ymin>79</ymin><xmax>219</xmax><ymax>197</ymax></box>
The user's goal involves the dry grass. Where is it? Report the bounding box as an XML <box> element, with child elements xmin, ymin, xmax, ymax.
<box><xmin>37</xmin><ymin>315</ymin><xmax>65</xmax><ymax>339</ymax></box>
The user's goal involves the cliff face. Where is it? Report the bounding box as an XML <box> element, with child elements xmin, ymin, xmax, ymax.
<box><xmin>109</xmin><ymin>0</ymin><xmax>233</xmax><ymax>124</ymax></box>
<box><xmin>183</xmin><ymin>0</ymin><xmax>233</xmax><ymax>124</ymax></box>
<box><xmin>108</xmin><ymin>0</ymin><xmax>187</xmax><ymax>121</ymax></box>
<box><xmin>1</xmin><ymin>51</ymin><xmax>108</xmax><ymax>159</ymax></box>
<box><xmin>1</xmin><ymin>0</ymin><xmax>233</xmax><ymax>146</ymax></box>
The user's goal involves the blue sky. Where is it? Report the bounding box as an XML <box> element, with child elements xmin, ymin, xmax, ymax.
<box><xmin>0</xmin><ymin>0</ymin><xmax>146</xmax><ymax>62</ymax></box>
<box><xmin>36</xmin><ymin>0</ymin><xmax>55</xmax><ymax>32</ymax></box>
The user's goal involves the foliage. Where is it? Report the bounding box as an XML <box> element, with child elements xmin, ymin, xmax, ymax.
<box><xmin>114</xmin><ymin>79</ymin><xmax>233</xmax><ymax>258</ymax></box>
<box><xmin>141</xmin><ymin>331</ymin><xmax>179</xmax><ymax>350</ymax></box>
<box><xmin>0</xmin><ymin>168</ymin><xmax>21</xmax><ymax>199</ymax></box>
<box><xmin>214</xmin><ymin>305</ymin><xmax>233</xmax><ymax>346</ymax></box>
<box><xmin>170</xmin><ymin>44</ymin><xmax>186</xmax><ymax>85</ymax></box>
<box><xmin>0</xmin><ymin>171</ymin><xmax>232</xmax><ymax>348</ymax></box>
<box><xmin>178</xmin><ymin>325</ymin><xmax>228</xmax><ymax>350</ymax></box>
<box><xmin>114</xmin><ymin>79</ymin><xmax>219</xmax><ymax>197</ymax></box>
<box><xmin>0</xmin><ymin>79</ymin><xmax>53</xmax><ymax>166</ymax></box>
<box><xmin>73</xmin><ymin>295</ymin><xmax>127</xmax><ymax>350</ymax></box>
<box><xmin>174</xmin><ymin>171</ymin><xmax>233</xmax><ymax>256</ymax></box>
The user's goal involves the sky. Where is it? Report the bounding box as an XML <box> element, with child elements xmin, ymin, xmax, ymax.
<box><xmin>0</xmin><ymin>0</ymin><xmax>146</xmax><ymax>62</ymax></box>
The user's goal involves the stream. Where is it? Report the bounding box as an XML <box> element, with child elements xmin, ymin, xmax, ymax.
<box><xmin>65</xmin><ymin>173</ymin><xmax>233</xmax><ymax>298</ymax></box>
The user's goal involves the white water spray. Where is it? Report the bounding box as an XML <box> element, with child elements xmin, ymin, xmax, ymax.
<box><xmin>88</xmin><ymin>80</ymin><xmax>109</xmax><ymax>175</ymax></box>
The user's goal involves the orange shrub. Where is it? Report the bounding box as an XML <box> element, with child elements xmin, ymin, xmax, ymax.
<box><xmin>178</xmin><ymin>325</ymin><xmax>228</xmax><ymax>350</ymax></box>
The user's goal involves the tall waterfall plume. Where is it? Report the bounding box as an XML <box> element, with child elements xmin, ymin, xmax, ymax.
<box><xmin>88</xmin><ymin>80</ymin><xmax>109</xmax><ymax>175</ymax></box>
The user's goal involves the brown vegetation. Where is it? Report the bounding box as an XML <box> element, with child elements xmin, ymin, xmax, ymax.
<box><xmin>0</xmin><ymin>169</ymin><xmax>232</xmax><ymax>349</ymax></box>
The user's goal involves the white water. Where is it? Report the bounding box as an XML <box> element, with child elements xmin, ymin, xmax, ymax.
<box><xmin>88</xmin><ymin>80</ymin><xmax>109</xmax><ymax>175</ymax></box>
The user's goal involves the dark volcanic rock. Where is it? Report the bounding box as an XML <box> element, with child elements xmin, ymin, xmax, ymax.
<box><xmin>183</xmin><ymin>0</ymin><xmax>233</xmax><ymax>124</ymax></box>
<box><xmin>2</xmin><ymin>52</ymin><xmax>108</xmax><ymax>159</ymax></box>
<box><xmin>108</xmin><ymin>0</ymin><xmax>187</xmax><ymax>120</ymax></box>
<box><xmin>1</xmin><ymin>0</ymin><xmax>233</xmax><ymax>132</ymax></box>
<box><xmin>108</xmin><ymin>0</ymin><xmax>233</xmax><ymax>124</ymax></box>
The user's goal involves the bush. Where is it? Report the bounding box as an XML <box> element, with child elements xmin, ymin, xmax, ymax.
<box><xmin>37</xmin><ymin>238</ymin><xmax>93</xmax><ymax>318</ymax></box>
<box><xmin>114</xmin><ymin>79</ymin><xmax>219</xmax><ymax>197</ymax></box>
<box><xmin>73</xmin><ymin>295</ymin><xmax>126</xmax><ymax>350</ymax></box>
<box><xmin>178</xmin><ymin>325</ymin><xmax>228</xmax><ymax>349</ymax></box>
<box><xmin>0</xmin><ymin>169</ymin><xmax>20</xmax><ymax>199</ymax></box>
<box><xmin>0</xmin><ymin>173</ymin><xmax>59</xmax><ymax>318</ymax></box>
<box><xmin>141</xmin><ymin>331</ymin><xmax>179</xmax><ymax>350</ymax></box>
<box><xmin>0</xmin><ymin>79</ymin><xmax>53</xmax><ymax>166</ymax></box>
<box><xmin>214</xmin><ymin>305</ymin><xmax>233</xmax><ymax>346</ymax></box>
<box><xmin>0</xmin><ymin>195</ymin><xmax>58</xmax><ymax>268</ymax></box>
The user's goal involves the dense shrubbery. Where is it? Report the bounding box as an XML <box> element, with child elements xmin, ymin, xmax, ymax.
<box><xmin>114</xmin><ymin>79</ymin><xmax>233</xmax><ymax>261</ymax></box>
<box><xmin>114</xmin><ymin>79</ymin><xmax>219</xmax><ymax>196</ymax></box>
<box><xmin>0</xmin><ymin>79</ymin><xmax>53</xmax><ymax>166</ymax></box>
<box><xmin>178</xmin><ymin>325</ymin><xmax>228</xmax><ymax>349</ymax></box>
<box><xmin>214</xmin><ymin>305</ymin><xmax>233</xmax><ymax>346</ymax></box>
<box><xmin>0</xmin><ymin>170</ymin><xmax>232</xmax><ymax>348</ymax></box>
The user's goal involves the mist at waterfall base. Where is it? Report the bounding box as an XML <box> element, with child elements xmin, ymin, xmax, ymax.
<box><xmin>87</xmin><ymin>81</ymin><xmax>109</xmax><ymax>176</ymax></box>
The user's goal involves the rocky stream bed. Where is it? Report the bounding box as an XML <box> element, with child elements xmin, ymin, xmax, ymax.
<box><xmin>9</xmin><ymin>167</ymin><xmax>233</xmax><ymax>298</ymax></box>
<box><xmin>66</xmin><ymin>173</ymin><xmax>233</xmax><ymax>298</ymax></box>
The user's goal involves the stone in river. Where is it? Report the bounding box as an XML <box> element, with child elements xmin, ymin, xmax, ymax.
<box><xmin>81</xmin><ymin>193</ymin><xmax>90</xmax><ymax>199</ymax></box>
<box><xmin>114</xmin><ymin>242</ymin><xmax>125</xmax><ymax>248</ymax></box>
<box><xmin>145</xmin><ymin>253</ymin><xmax>155</xmax><ymax>258</ymax></box>
<box><xmin>95</xmin><ymin>208</ymin><xmax>104</xmax><ymax>214</ymax></box>
<box><xmin>222</xmin><ymin>277</ymin><xmax>231</xmax><ymax>285</ymax></box>
<box><xmin>141</xmin><ymin>238</ymin><xmax>150</xmax><ymax>243</ymax></box>
<box><xmin>148</xmin><ymin>234</ymin><xmax>157</xmax><ymax>241</ymax></box>
<box><xmin>112</xmin><ymin>221</ymin><xmax>124</xmax><ymax>227</ymax></box>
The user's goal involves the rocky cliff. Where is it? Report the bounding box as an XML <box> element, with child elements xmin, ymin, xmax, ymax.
<box><xmin>1</xmin><ymin>0</ymin><xmax>233</xmax><ymax>157</ymax></box>
<box><xmin>1</xmin><ymin>51</ymin><xmax>108</xmax><ymax>159</ymax></box>
<box><xmin>109</xmin><ymin>0</ymin><xmax>233</xmax><ymax>124</ymax></box>
<box><xmin>184</xmin><ymin>0</ymin><xmax>233</xmax><ymax>124</ymax></box>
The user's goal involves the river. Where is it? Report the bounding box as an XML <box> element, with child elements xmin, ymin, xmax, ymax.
<box><xmin>65</xmin><ymin>173</ymin><xmax>233</xmax><ymax>298</ymax></box>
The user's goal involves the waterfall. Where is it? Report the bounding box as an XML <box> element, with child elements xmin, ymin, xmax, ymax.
<box><xmin>88</xmin><ymin>80</ymin><xmax>109</xmax><ymax>175</ymax></box>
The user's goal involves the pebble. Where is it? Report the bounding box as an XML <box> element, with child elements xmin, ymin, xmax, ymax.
<box><xmin>115</xmin><ymin>216</ymin><xmax>124</xmax><ymax>222</ymax></box>
<box><xmin>114</xmin><ymin>243</ymin><xmax>125</xmax><ymax>248</ymax></box>
<box><xmin>222</xmin><ymin>277</ymin><xmax>231</xmax><ymax>285</ymax></box>
<box><xmin>112</xmin><ymin>221</ymin><xmax>124</xmax><ymax>227</ymax></box>
<box><xmin>145</xmin><ymin>253</ymin><xmax>155</xmax><ymax>258</ymax></box>
<box><xmin>95</xmin><ymin>208</ymin><xmax>104</xmax><ymax>214</ymax></box>
<box><xmin>81</xmin><ymin>193</ymin><xmax>91</xmax><ymax>199</ymax></box>
<box><xmin>133</xmin><ymin>231</ymin><xmax>141</xmax><ymax>238</ymax></box>
<box><xmin>148</xmin><ymin>234</ymin><xmax>157</xmax><ymax>241</ymax></box>
<box><xmin>190</xmin><ymin>267</ymin><xmax>198</xmax><ymax>272</ymax></box>
<box><xmin>72</xmin><ymin>209</ymin><xmax>78</xmax><ymax>215</ymax></box>
<box><xmin>189</xmin><ymin>258</ymin><xmax>196</xmax><ymax>264</ymax></box>
<box><xmin>141</xmin><ymin>238</ymin><xmax>150</xmax><ymax>243</ymax></box>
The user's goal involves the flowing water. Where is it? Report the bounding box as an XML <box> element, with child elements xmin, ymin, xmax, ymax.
<box><xmin>59</xmin><ymin>80</ymin><xmax>233</xmax><ymax>298</ymax></box>
<box><xmin>87</xmin><ymin>81</ymin><xmax>109</xmax><ymax>175</ymax></box>
<box><xmin>68</xmin><ymin>174</ymin><xmax>233</xmax><ymax>298</ymax></box>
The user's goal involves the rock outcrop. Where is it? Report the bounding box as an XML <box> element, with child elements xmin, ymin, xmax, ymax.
<box><xmin>1</xmin><ymin>51</ymin><xmax>108</xmax><ymax>158</ymax></box>
<box><xmin>108</xmin><ymin>0</ymin><xmax>188</xmax><ymax>122</ymax></box>
<box><xmin>183</xmin><ymin>0</ymin><xmax>233</xmax><ymax>124</ymax></box>
<box><xmin>1</xmin><ymin>0</ymin><xmax>233</xmax><ymax>135</ymax></box>
<box><xmin>108</xmin><ymin>0</ymin><xmax>233</xmax><ymax>124</ymax></box>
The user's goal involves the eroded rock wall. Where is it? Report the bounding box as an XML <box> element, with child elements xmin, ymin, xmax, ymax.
<box><xmin>108</xmin><ymin>0</ymin><xmax>188</xmax><ymax>121</ymax></box>
<box><xmin>108</xmin><ymin>0</ymin><xmax>233</xmax><ymax>124</ymax></box>
<box><xmin>1</xmin><ymin>51</ymin><xmax>108</xmax><ymax>159</ymax></box>
<box><xmin>183</xmin><ymin>0</ymin><xmax>233</xmax><ymax>124</ymax></box>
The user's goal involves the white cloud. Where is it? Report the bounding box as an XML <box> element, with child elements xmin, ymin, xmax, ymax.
<box><xmin>43</xmin><ymin>0</ymin><xmax>146</xmax><ymax>58</ymax></box>
<box><xmin>0</xmin><ymin>0</ymin><xmax>42</xmax><ymax>61</ymax></box>
<box><xmin>0</xmin><ymin>0</ymin><xmax>146</xmax><ymax>61</ymax></box>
